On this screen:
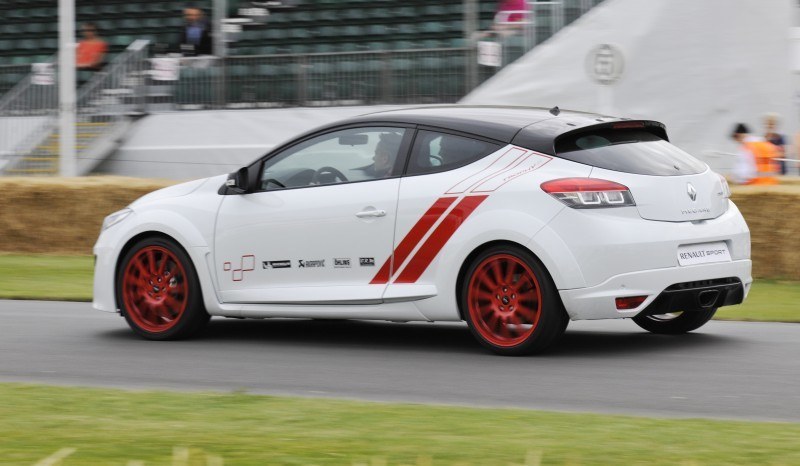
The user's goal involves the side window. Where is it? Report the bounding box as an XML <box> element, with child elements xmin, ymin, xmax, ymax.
<box><xmin>259</xmin><ymin>127</ymin><xmax>406</xmax><ymax>190</ymax></box>
<box><xmin>407</xmin><ymin>130</ymin><xmax>502</xmax><ymax>176</ymax></box>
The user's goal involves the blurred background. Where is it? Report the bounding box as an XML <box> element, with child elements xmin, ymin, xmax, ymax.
<box><xmin>0</xmin><ymin>0</ymin><xmax>798</xmax><ymax>180</ymax></box>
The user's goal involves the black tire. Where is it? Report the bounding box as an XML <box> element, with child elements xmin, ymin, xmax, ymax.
<box><xmin>632</xmin><ymin>308</ymin><xmax>717</xmax><ymax>335</ymax></box>
<box><xmin>459</xmin><ymin>245</ymin><xmax>569</xmax><ymax>356</ymax></box>
<box><xmin>116</xmin><ymin>236</ymin><xmax>209</xmax><ymax>340</ymax></box>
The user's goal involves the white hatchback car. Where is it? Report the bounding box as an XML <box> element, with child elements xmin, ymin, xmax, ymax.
<box><xmin>94</xmin><ymin>106</ymin><xmax>751</xmax><ymax>355</ymax></box>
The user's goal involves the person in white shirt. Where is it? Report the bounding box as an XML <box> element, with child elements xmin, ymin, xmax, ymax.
<box><xmin>730</xmin><ymin>123</ymin><xmax>757</xmax><ymax>185</ymax></box>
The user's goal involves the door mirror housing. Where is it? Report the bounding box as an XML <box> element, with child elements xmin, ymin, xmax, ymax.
<box><xmin>226</xmin><ymin>167</ymin><xmax>250</xmax><ymax>194</ymax></box>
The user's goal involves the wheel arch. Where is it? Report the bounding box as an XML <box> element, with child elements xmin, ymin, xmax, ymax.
<box><xmin>113</xmin><ymin>231</ymin><xmax>205</xmax><ymax>314</ymax></box>
<box><xmin>454</xmin><ymin>239</ymin><xmax>562</xmax><ymax>320</ymax></box>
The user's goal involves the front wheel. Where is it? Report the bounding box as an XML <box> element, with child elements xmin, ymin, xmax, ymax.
<box><xmin>460</xmin><ymin>246</ymin><xmax>568</xmax><ymax>356</ymax></box>
<box><xmin>632</xmin><ymin>308</ymin><xmax>717</xmax><ymax>335</ymax></box>
<box><xmin>117</xmin><ymin>237</ymin><xmax>209</xmax><ymax>340</ymax></box>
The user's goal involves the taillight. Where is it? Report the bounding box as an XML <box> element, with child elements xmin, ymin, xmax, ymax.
<box><xmin>541</xmin><ymin>178</ymin><xmax>636</xmax><ymax>209</ymax></box>
<box><xmin>615</xmin><ymin>295</ymin><xmax>647</xmax><ymax>310</ymax></box>
<box><xmin>717</xmin><ymin>173</ymin><xmax>731</xmax><ymax>198</ymax></box>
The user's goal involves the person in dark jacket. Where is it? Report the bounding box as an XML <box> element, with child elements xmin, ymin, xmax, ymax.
<box><xmin>178</xmin><ymin>7</ymin><xmax>213</xmax><ymax>56</ymax></box>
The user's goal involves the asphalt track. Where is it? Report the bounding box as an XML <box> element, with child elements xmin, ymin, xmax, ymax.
<box><xmin>1</xmin><ymin>300</ymin><xmax>799</xmax><ymax>422</ymax></box>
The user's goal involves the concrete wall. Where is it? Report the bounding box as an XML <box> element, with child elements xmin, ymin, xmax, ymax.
<box><xmin>95</xmin><ymin>106</ymin><xmax>404</xmax><ymax>180</ymax></box>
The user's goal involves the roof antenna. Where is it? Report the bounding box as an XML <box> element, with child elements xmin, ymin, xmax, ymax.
<box><xmin>549</xmin><ymin>106</ymin><xmax>560</xmax><ymax>116</ymax></box>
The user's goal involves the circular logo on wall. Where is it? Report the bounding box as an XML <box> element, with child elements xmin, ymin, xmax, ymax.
<box><xmin>586</xmin><ymin>44</ymin><xmax>625</xmax><ymax>85</ymax></box>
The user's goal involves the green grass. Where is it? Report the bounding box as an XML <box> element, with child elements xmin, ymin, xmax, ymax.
<box><xmin>0</xmin><ymin>254</ymin><xmax>93</xmax><ymax>301</ymax></box>
<box><xmin>0</xmin><ymin>255</ymin><xmax>798</xmax><ymax>322</ymax></box>
<box><xmin>0</xmin><ymin>383</ymin><xmax>798</xmax><ymax>465</ymax></box>
<box><xmin>715</xmin><ymin>279</ymin><xmax>800</xmax><ymax>322</ymax></box>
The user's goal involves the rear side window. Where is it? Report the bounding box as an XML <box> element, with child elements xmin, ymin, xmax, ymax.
<box><xmin>555</xmin><ymin>129</ymin><xmax>707</xmax><ymax>176</ymax></box>
<box><xmin>407</xmin><ymin>130</ymin><xmax>501</xmax><ymax>175</ymax></box>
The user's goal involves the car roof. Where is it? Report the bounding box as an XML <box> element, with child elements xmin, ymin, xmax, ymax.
<box><xmin>338</xmin><ymin>105</ymin><xmax>665</xmax><ymax>155</ymax></box>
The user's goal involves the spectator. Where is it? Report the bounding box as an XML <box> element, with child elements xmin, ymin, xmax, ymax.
<box><xmin>493</xmin><ymin>0</ymin><xmax>529</xmax><ymax>36</ymax></box>
<box><xmin>178</xmin><ymin>6</ymin><xmax>213</xmax><ymax>56</ymax></box>
<box><xmin>76</xmin><ymin>23</ymin><xmax>108</xmax><ymax>71</ymax></box>
<box><xmin>473</xmin><ymin>0</ymin><xmax>530</xmax><ymax>41</ymax></box>
<box><xmin>763</xmin><ymin>113</ymin><xmax>787</xmax><ymax>175</ymax></box>
<box><xmin>730</xmin><ymin>123</ymin><xmax>778</xmax><ymax>185</ymax></box>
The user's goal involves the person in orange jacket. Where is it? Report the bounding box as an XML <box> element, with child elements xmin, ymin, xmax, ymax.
<box><xmin>731</xmin><ymin>123</ymin><xmax>779</xmax><ymax>185</ymax></box>
<box><xmin>76</xmin><ymin>23</ymin><xmax>108</xmax><ymax>71</ymax></box>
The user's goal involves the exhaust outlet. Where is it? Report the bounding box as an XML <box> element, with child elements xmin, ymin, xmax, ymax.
<box><xmin>698</xmin><ymin>290</ymin><xmax>720</xmax><ymax>308</ymax></box>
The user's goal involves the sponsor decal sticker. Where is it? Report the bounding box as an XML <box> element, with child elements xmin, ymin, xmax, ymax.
<box><xmin>333</xmin><ymin>258</ymin><xmax>351</xmax><ymax>268</ymax></box>
<box><xmin>359</xmin><ymin>257</ymin><xmax>375</xmax><ymax>267</ymax></box>
<box><xmin>263</xmin><ymin>260</ymin><xmax>291</xmax><ymax>269</ymax></box>
<box><xmin>299</xmin><ymin>259</ymin><xmax>325</xmax><ymax>268</ymax></box>
<box><xmin>223</xmin><ymin>255</ymin><xmax>255</xmax><ymax>281</ymax></box>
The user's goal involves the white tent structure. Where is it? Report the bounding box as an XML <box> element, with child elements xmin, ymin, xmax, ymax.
<box><xmin>462</xmin><ymin>0</ymin><xmax>797</xmax><ymax>174</ymax></box>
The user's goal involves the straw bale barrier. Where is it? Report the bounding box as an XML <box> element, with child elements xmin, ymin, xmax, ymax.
<box><xmin>0</xmin><ymin>177</ymin><xmax>174</xmax><ymax>255</ymax></box>
<box><xmin>0</xmin><ymin>177</ymin><xmax>798</xmax><ymax>280</ymax></box>
<box><xmin>731</xmin><ymin>185</ymin><xmax>800</xmax><ymax>280</ymax></box>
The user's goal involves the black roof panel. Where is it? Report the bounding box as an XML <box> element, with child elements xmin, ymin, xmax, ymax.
<box><xmin>326</xmin><ymin>106</ymin><xmax>666</xmax><ymax>155</ymax></box>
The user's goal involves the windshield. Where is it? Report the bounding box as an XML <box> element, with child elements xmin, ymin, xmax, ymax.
<box><xmin>555</xmin><ymin>129</ymin><xmax>707</xmax><ymax>176</ymax></box>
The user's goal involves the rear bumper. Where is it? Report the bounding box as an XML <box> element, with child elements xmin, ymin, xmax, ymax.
<box><xmin>559</xmin><ymin>259</ymin><xmax>752</xmax><ymax>320</ymax></box>
<box><xmin>636</xmin><ymin>277</ymin><xmax>743</xmax><ymax>317</ymax></box>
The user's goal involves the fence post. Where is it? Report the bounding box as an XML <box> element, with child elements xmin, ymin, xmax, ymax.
<box><xmin>58</xmin><ymin>0</ymin><xmax>77</xmax><ymax>177</ymax></box>
<box><xmin>380</xmin><ymin>51</ymin><xmax>391</xmax><ymax>104</ymax></box>
<box><xmin>298</xmin><ymin>55</ymin><xmax>308</xmax><ymax>106</ymax></box>
<box><xmin>463</xmin><ymin>0</ymin><xmax>478</xmax><ymax>92</ymax></box>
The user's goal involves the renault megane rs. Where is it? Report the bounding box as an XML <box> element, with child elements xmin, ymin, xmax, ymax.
<box><xmin>93</xmin><ymin>106</ymin><xmax>751</xmax><ymax>355</ymax></box>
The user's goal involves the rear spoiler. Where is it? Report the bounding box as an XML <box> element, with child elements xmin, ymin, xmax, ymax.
<box><xmin>512</xmin><ymin>118</ymin><xmax>669</xmax><ymax>155</ymax></box>
<box><xmin>556</xmin><ymin>120</ymin><xmax>669</xmax><ymax>143</ymax></box>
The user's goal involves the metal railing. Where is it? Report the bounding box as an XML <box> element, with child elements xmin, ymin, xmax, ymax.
<box><xmin>1</xmin><ymin>41</ymin><xmax>150</xmax><ymax>175</ymax></box>
<box><xmin>473</xmin><ymin>0</ymin><xmax>604</xmax><ymax>71</ymax></box>
<box><xmin>525</xmin><ymin>0</ymin><xmax>605</xmax><ymax>48</ymax></box>
<box><xmin>77</xmin><ymin>39</ymin><xmax>149</xmax><ymax>123</ymax></box>
<box><xmin>148</xmin><ymin>47</ymin><xmax>476</xmax><ymax>111</ymax></box>
<box><xmin>703</xmin><ymin>151</ymin><xmax>800</xmax><ymax>178</ymax></box>
<box><xmin>0</xmin><ymin>58</ymin><xmax>58</xmax><ymax>170</ymax></box>
<box><xmin>0</xmin><ymin>64</ymin><xmax>34</xmax><ymax>96</ymax></box>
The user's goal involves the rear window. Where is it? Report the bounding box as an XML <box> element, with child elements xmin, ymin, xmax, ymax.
<box><xmin>406</xmin><ymin>130</ymin><xmax>502</xmax><ymax>176</ymax></box>
<box><xmin>554</xmin><ymin>129</ymin><xmax>707</xmax><ymax>176</ymax></box>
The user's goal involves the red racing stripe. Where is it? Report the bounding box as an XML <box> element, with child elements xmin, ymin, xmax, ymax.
<box><xmin>370</xmin><ymin>196</ymin><xmax>457</xmax><ymax>284</ymax></box>
<box><xmin>394</xmin><ymin>195</ymin><xmax>488</xmax><ymax>284</ymax></box>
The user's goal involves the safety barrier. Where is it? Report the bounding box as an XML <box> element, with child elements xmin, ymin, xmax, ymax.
<box><xmin>148</xmin><ymin>47</ymin><xmax>477</xmax><ymax>111</ymax></box>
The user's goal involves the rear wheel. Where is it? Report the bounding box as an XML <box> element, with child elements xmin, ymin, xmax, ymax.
<box><xmin>632</xmin><ymin>309</ymin><xmax>717</xmax><ymax>334</ymax></box>
<box><xmin>461</xmin><ymin>245</ymin><xmax>568</xmax><ymax>355</ymax></box>
<box><xmin>117</xmin><ymin>237</ymin><xmax>209</xmax><ymax>340</ymax></box>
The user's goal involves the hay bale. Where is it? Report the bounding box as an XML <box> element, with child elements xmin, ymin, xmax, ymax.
<box><xmin>0</xmin><ymin>177</ymin><xmax>174</xmax><ymax>255</ymax></box>
<box><xmin>731</xmin><ymin>184</ymin><xmax>800</xmax><ymax>280</ymax></box>
<box><xmin>1</xmin><ymin>177</ymin><xmax>798</xmax><ymax>280</ymax></box>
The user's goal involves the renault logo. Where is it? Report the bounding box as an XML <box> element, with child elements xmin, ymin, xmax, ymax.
<box><xmin>687</xmin><ymin>183</ymin><xmax>697</xmax><ymax>202</ymax></box>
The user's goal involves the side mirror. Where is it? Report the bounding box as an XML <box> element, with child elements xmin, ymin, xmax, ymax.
<box><xmin>226</xmin><ymin>166</ymin><xmax>250</xmax><ymax>194</ymax></box>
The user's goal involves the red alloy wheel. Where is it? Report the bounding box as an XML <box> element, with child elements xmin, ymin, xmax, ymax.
<box><xmin>121</xmin><ymin>245</ymin><xmax>189</xmax><ymax>334</ymax></box>
<box><xmin>467</xmin><ymin>254</ymin><xmax>543</xmax><ymax>347</ymax></box>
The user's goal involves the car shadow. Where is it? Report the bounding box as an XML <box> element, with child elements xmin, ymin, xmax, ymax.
<box><xmin>550</xmin><ymin>327</ymin><xmax>739</xmax><ymax>357</ymax></box>
<box><xmin>99</xmin><ymin>317</ymin><xmax>742</xmax><ymax>357</ymax></box>
<box><xmin>199</xmin><ymin>318</ymin><xmax>481</xmax><ymax>354</ymax></box>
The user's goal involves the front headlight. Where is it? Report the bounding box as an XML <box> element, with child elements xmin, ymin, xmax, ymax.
<box><xmin>102</xmin><ymin>208</ymin><xmax>132</xmax><ymax>231</ymax></box>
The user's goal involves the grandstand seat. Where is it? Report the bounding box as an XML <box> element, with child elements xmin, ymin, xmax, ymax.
<box><xmin>0</xmin><ymin>0</ymin><xmax>602</xmax><ymax>108</ymax></box>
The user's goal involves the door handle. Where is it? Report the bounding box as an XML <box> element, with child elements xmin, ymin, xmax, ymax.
<box><xmin>356</xmin><ymin>209</ymin><xmax>386</xmax><ymax>218</ymax></box>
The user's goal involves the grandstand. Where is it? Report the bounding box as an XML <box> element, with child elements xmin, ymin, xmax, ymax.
<box><xmin>0</xmin><ymin>1</ymin><xmax>605</xmax><ymax>91</ymax></box>
<box><xmin>0</xmin><ymin>0</ymin><xmax>605</xmax><ymax>176</ymax></box>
